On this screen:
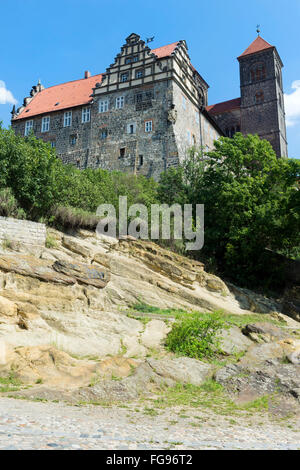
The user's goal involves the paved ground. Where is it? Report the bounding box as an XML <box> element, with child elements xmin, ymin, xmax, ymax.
<box><xmin>0</xmin><ymin>397</ymin><xmax>299</xmax><ymax>450</ymax></box>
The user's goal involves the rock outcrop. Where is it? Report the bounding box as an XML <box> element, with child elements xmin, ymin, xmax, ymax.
<box><xmin>0</xmin><ymin>226</ymin><xmax>299</xmax><ymax>413</ymax></box>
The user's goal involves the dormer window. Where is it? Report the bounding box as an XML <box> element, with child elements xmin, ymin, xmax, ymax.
<box><xmin>135</xmin><ymin>70</ymin><xmax>144</xmax><ymax>79</ymax></box>
<box><xmin>121</xmin><ymin>73</ymin><xmax>129</xmax><ymax>82</ymax></box>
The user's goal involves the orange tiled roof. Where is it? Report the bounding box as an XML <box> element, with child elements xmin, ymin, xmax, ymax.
<box><xmin>206</xmin><ymin>98</ymin><xmax>241</xmax><ymax>115</ymax></box>
<box><xmin>14</xmin><ymin>42</ymin><xmax>180</xmax><ymax>121</ymax></box>
<box><xmin>14</xmin><ymin>74</ymin><xmax>103</xmax><ymax>120</ymax></box>
<box><xmin>238</xmin><ymin>36</ymin><xmax>274</xmax><ymax>59</ymax></box>
<box><xmin>151</xmin><ymin>42</ymin><xmax>179</xmax><ymax>58</ymax></box>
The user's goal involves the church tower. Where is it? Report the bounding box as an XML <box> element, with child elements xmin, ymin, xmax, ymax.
<box><xmin>238</xmin><ymin>35</ymin><xmax>288</xmax><ymax>157</ymax></box>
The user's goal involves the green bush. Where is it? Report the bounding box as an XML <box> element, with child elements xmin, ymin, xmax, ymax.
<box><xmin>0</xmin><ymin>188</ymin><xmax>26</xmax><ymax>219</ymax></box>
<box><xmin>165</xmin><ymin>312</ymin><xmax>225</xmax><ymax>359</ymax></box>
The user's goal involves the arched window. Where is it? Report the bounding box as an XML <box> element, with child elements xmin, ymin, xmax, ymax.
<box><xmin>251</xmin><ymin>64</ymin><xmax>266</xmax><ymax>83</ymax></box>
<box><xmin>255</xmin><ymin>91</ymin><xmax>264</xmax><ymax>104</ymax></box>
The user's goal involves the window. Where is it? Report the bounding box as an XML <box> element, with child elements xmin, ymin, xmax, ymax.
<box><xmin>255</xmin><ymin>91</ymin><xmax>264</xmax><ymax>104</ymax></box>
<box><xmin>251</xmin><ymin>64</ymin><xmax>266</xmax><ymax>82</ymax></box>
<box><xmin>121</xmin><ymin>73</ymin><xmax>128</xmax><ymax>82</ymax></box>
<box><xmin>24</xmin><ymin>120</ymin><xmax>33</xmax><ymax>136</ymax></box>
<box><xmin>136</xmin><ymin>93</ymin><xmax>143</xmax><ymax>103</ymax></box>
<box><xmin>145</xmin><ymin>120</ymin><xmax>153</xmax><ymax>132</ymax></box>
<box><xmin>127</xmin><ymin>123</ymin><xmax>136</xmax><ymax>134</ymax></box>
<box><xmin>195</xmin><ymin>111</ymin><xmax>200</xmax><ymax>124</ymax></box>
<box><xmin>133</xmin><ymin>55</ymin><xmax>139</xmax><ymax>62</ymax></box>
<box><xmin>50</xmin><ymin>141</ymin><xmax>56</xmax><ymax>148</ymax></box>
<box><xmin>139</xmin><ymin>155</ymin><xmax>144</xmax><ymax>166</ymax></box>
<box><xmin>116</xmin><ymin>96</ymin><xmax>124</xmax><ymax>109</ymax></box>
<box><xmin>99</xmin><ymin>100</ymin><xmax>109</xmax><ymax>113</ymax></box>
<box><xmin>41</xmin><ymin>116</ymin><xmax>50</xmax><ymax>133</ymax></box>
<box><xmin>64</xmin><ymin>111</ymin><xmax>72</xmax><ymax>127</ymax></box>
<box><xmin>119</xmin><ymin>148</ymin><xmax>126</xmax><ymax>158</ymax></box>
<box><xmin>182</xmin><ymin>96</ymin><xmax>186</xmax><ymax>110</ymax></box>
<box><xmin>82</xmin><ymin>107</ymin><xmax>91</xmax><ymax>123</ymax></box>
<box><xmin>125</xmin><ymin>57</ymin><xmax>132</xmax><ymax>64</ymax></box>
<box><xmin>70</xmin><ymin>135</ymin><xmax>77</xmax><ymax>146</ymax></box>
<box><xmin>135</xmin><ymin>70</ymin><xmax>143</xmax><ymax>79</ymax></box>
<box><xmin>100</xmin><ymin>129</ymin><xmax>108</xmax><ymax>139</ymax></box>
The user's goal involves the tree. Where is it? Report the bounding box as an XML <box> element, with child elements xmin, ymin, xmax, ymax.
<box><xmin>158</xmin><ymin>134</ymin><xmax>300</xmax><ymax>290</ymax></box>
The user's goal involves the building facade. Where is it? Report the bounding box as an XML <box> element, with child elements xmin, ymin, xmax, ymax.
<box><xmin>11</xmin><ymin>33</ymin><xmax>287</xmax><ymax>180</ymax></box>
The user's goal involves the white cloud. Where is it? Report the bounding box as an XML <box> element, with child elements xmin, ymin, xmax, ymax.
<box><xmin>284</xmin><ymin>80</ymin><xmax>300</xmax><ymax>127</ymax></box>
<box><xmin>0</xmin><ymin>80</ymin><xmax>17</xmax><ymax>105</ymax></box>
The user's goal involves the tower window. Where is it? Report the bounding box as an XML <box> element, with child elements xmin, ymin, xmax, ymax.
<box><xmin>255</xmin><ymin>91</ymin><xmax>264</xmax><ymax>104</ymax></box>
<box><xmin>251</xmin><ymin>64</ymin><xmax>266</xmax><ymax>82</ymax></box>
<box><xmin>139</xmin><ymin>155</ymin><xmax>144</xmax><ymax>166</ymax></box>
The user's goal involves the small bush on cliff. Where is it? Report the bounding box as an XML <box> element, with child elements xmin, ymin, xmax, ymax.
<box><xmin>165</xmin><ymin>312</ymin><xmax>225</xmax><ymax>359</ymax></box>
<box><xmin>0</xmin><ymin>188</ymin><xmax>26</xmax><ymax>219</ymax></box>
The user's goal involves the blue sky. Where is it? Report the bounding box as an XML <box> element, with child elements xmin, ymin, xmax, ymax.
<box><xmin>0</xmin><ymin>0</ymin><xmax>299</xmax><ymax>157</ymax></box>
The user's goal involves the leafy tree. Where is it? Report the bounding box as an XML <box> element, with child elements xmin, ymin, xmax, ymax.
<box><xmin>158</xmin><ymin>134</ymin><xmax>300</xmax><ymax>289</ymax></box>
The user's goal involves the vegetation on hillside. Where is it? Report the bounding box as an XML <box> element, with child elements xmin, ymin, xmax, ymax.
<box><xmin>158</xmin><ymin>134</ymin><xmax>300</xmax><ymax>289</ymax></box>
<box><xmin>0</xmin><ymin>125</ymin><xmax>299</xmax><ymax>291</ymax></box>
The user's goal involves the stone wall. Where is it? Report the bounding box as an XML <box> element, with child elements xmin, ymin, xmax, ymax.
<box><xmin>0</xmin><ymin>217</ymin><xmax>46</xmax><ymax>246</ymax></box>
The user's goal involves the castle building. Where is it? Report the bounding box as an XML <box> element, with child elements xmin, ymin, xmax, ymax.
<box><xmin>11</xmin><ymin>33</ymin><xmax>287</xmax><ymax>180</ymax></box>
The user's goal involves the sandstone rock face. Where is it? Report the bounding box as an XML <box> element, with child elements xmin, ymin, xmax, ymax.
<box><xmin>140</xmin><ymin>320</ymin><xmax>171</xmax><ymax>350</ymax></box>
<box><xmin>215</xmin><ymin>362</ymin><xmax>300</xmax><ymax>404</ymax></box>
<box><xmin>53</xmin><ymin>260</ymin><xmax>110</xmax><ymax>288</ymax></box>
<box><xmin>217</xmin><ymin>326</ymin><xmax>253</xmax><ymax>355</ymax></box>
<box><xmin>0</xmin><ymin>226</ymin><xmax>298</xmax><ymax>407</ymax></box>
<box><xmin>242</xmin><ymin>322</ymin><xmax>292</xmax><ymax>343</ymax></box>
<box><xmin>147</xmin><ymin>357</ymin><xmax>213</xmax><ymax>386</ymax></box>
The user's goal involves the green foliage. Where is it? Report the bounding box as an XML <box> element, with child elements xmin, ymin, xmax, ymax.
<box><xmin>0</xmin><ymin>126</ymin><xmax>158</xmax><ymax>224</ymax></box>
<box><xmin>165</xmin><ymin>312</ymin><xmax>225</xmax><ymax>359</ymax></box>
<box><xmin>158</xmin><ymin>134</ymin><xmax>300</xmax><ymax>290</ymax></box>
<box><xmin>0</xmin><ymin>188</ymin><xmax>26</xmax><ymax>219</ymax></box>
<box><xmin>45</xmin><ymin>233</ymin><xmax>58</xmax><ymax>249</ymax></box>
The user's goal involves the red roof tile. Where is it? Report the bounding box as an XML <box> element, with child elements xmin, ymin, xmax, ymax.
<box><xmin>14</xmin><ymin>42</ymin><xmax>180</xmax><ymax>121</ymax></box>
<box><xmin>151</xmin><ymin>42</ymin><xmax>179</xmax><ymax>58</ymax></box>
<box><xmin>14</xmin><ymin>74</ymin><xmax>103</xmax><ymax>120</ymax></box>
<box><xmin>206</xmin><ymin>98</ymin><xmax>241</xmax><ymax>115</ymax></box>
<box><xmin>238</xmin><ymin>36</ymin><xmax>274</xmax><ymax>59</ymax></box>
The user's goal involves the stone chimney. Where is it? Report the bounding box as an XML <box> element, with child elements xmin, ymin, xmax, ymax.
<box><xmin>84</xmin><ymin>71</ymin><xmax>91</xmax><ymax>79</ymax></box>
